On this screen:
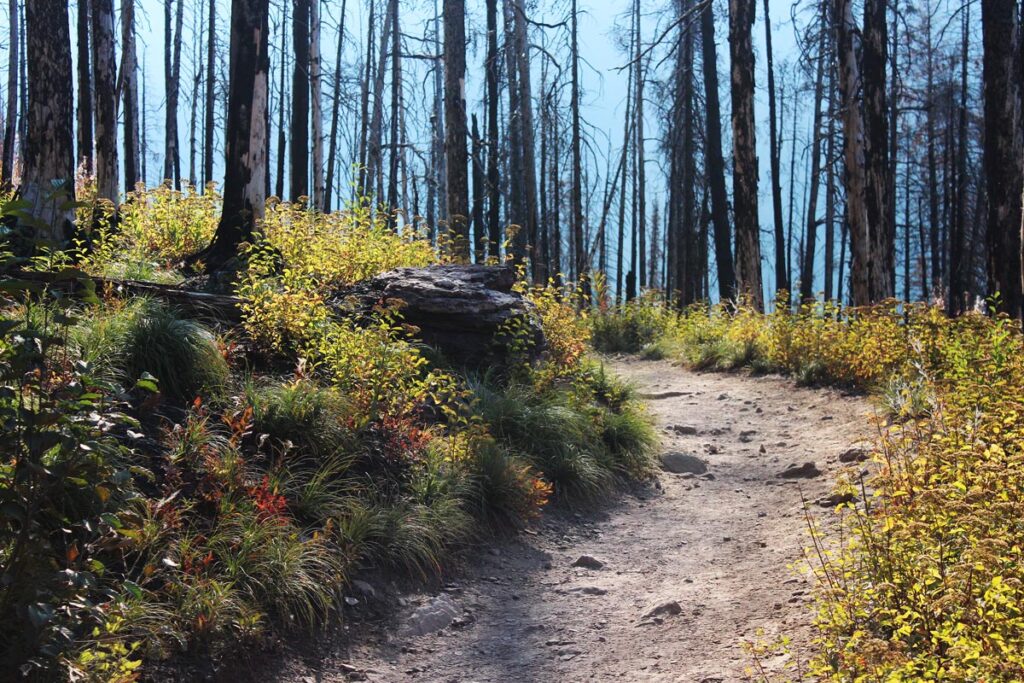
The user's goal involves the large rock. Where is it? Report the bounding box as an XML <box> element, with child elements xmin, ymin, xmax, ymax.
<box><xmin>401</xmin><ymin>594</ymin><xmax>461</xmax><ymax>637</ymax></box>
<box><xmin>332</xmin><ymin>265</ymin><xmax>545</xmax><ymax>367</ymax></box>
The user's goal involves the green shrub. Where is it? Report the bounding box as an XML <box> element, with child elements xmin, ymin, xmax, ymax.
<box><xmin>244</xmin><ymin>379</ymin><xmax>352</xmax><ymax>459</ymax></box>
<box><xmin>599</xmin><ymin>406</ymin><xmax>657</xmax><ymax>480</ymax></box>
<box><xmin>466</xmin><ymin>440</ymin><xmax>552</xmax><ymax>529</ymax></box>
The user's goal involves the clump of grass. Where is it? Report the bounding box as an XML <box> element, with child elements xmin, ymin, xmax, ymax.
<box><xmin>599</xmin><ymin>407</ymin><xmax>658</xmax><ymax>480</ymax></box>
<box><xmin>244</xmin><ymin>378</ymin><xmax>352</xmax><ymax>459</ymax></box>
<box><xmin>122</xmin><ymin>304</ymin><xmax>229</xmax><ymax>403</ymax></box>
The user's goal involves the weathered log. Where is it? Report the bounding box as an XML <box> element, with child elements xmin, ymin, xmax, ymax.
<box><xmin>9</xmin><ymin>270</ymin><xmax>244</xmax><ymax>323</ymax></box>
<box><xmin>330</xmin><ymin>264</ymin><xmax>546</xmax><ymax>367</ymax></box>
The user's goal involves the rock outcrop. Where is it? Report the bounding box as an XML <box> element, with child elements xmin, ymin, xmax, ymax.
<box><xmin>331</xmin><ymin>264</ymin><xmax>545</xmax><ymax>367</ymax></box>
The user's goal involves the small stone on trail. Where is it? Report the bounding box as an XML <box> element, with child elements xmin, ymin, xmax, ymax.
<box><xmin>817</xmin><ymin>492</ymin><xmax>856</xmax><ymax>507</ymax></box>
<box><xmin>643</xmin><ymin>601</ymin><xmax>683</xmax><ymax>620</ymax></box>
<box><xmin>739</xmin><ymin>430</ymin><xmax>757</xmax><ymax>442</ymax></box>
<box><xmin>777</xmin><ymin>462</ymin><xmax>822</xmax><ymax>479</ymax></box>
<box><xmin>759</xmin><ymin>444</ymin><xmax>767</xmax><ymax>454</ymax></box>
<box><xmin>572</xmin><ymin>586</ymin><xmax>609</xmax><ymax>596</ymax></box>
<box><xmin>671</xmin><ymin>424</ymin><xmax>698</xmax><ymax>435</ymax></box>
<box><xmin>660</xmin><ymin>451</ymin><xmax>708</xmax><ymax>475</ymax></box>
<box><xmin>839</xmin><ymin>447</ymin><xmax>869</xmax><ymax>463</ymax></box>
<box><xmin>402</xmin><ymin>594</ymin><xmax>460</xmax><ymax>637</ymax></box>
<box><xmin>717</xmin><ymin>393</ymin><xmax>729</xmax><ymax>400</ymax></box>
<box><xmin>572</xmin><ymin>555</ymin><xmax>605</xmax><ymax>570</ymax></box>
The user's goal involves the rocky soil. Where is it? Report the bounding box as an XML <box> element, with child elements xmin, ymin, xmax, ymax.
<box><xmin>264</xmin><ymin>358</ymin><xmax>874</xmax><ymax>683</ymax></box>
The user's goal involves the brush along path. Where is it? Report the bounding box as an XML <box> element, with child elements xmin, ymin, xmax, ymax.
<box><xmin>281</xmin><ymin>358</ymin><xmax>872</xmax><ymax>682</ymax></box>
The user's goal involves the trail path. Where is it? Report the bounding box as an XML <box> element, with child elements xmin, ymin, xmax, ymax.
<box><xmin>274</xmin><ymin>358</ymin><xmax>873</xmax><ymax>683</ymax></box>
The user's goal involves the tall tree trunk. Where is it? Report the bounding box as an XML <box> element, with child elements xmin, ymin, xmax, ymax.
<box><xmin>729</xmin><ymin>0</ymin><xmax>763</xmax><ymax>310</ymax></box>
<box><xmin>274</xmin><ymin>1</ymin><xmax>288</xmax><ymax>199</ymax></box>
<box><xmin>164</xmin><ymin>0</ymin><xmax>183</xmax><ymax>188</ymax></box>
<box><xmin>836</xmin><ymin>0</ymin><xmax>870</xmax><ymax>306</ymax></box>
<box><xmin>91</xmin><ymin>0</ymin><xmax>118</xmax><ymax>204</ymax></box>
<box><xmin>385</xmin><ymin>0</ymin><xmax>401</xmax><ymax>223</ymax></box>
<box><xmin>862</xmin><ymin>0</ymin><xmax>892</xmax><ymax>300</ymax></box>
<box><xmin>197</xmin><ymin>0</ymin><xmax>270</xmax><ymax>269</ymax></box>
<box><xmin>121</xmin><ymin>0</ymin><xmax>140</xmax><ymax>191</ymax></box>
<box><xmin>485</xmin><ymin>0</ymin><xmax>501</xmax><ymax>257</ymax></box>
<box><xmin>634</xmin><ymin>0</ymin><xmax>647</xmax><ymax>291</ymax></box>
<box><xmin>77</xmin><ymin>0</ymin><xmax>93</xmax><ymax>174</ymax></box>
<box><xmin>290</xmin><ymin>0</ymin><xmax>310</xmax><ymax>201</ymax></box>
<box><xmin>203</xmin><ymin>0</ymin><xmax>215</xmax><ymax>187</ymax></box>
<box><xmin>948</xmin><ymin>3</ymin><xmax>969</xmax><ymax>314</ymax></box>
<box><xmin>356</xmin><ymin>0</ymin><xmax>375</xmax><ymax>194</ymax></box>
<box><xmin>310</xmin><ymin>0</ymin><xmax>325</xmax><ymax>209</ymax></box>
<box><xmin>512</xmin><ymin>0</ymin><xmax>541</xmax><ymax>280</ymax></box>
<box><xmin>443</xmin><ymin>0</ymin><xmax>470</xmax><ymax>260</ymax></box>
<box><xmin>570</xmin><ymin>0</ymin><xmax>586</xmax><ymax>284</ymax></box>
<box><xmin>616</xmin><ymin>51</ymin><xmax>633</xmax><ymax>303</ymax></box>
<box><xmin>823</xmin><ymin>68</ymin><xmax>837</xmax><ymax>301</ymax></box>
<box><xmin>799</xmin><ymin>13</ymin><xmax>827</xmax><ymax>302</ymax></box>
<box><xmin>763</xmin><ymin>0</ymin><xmax>786</xmax><ymax>298</ymax></box>
<box><xmin>23</xmin><ymin>0</ymin><xmax>75</xmax><ymax>242</ymax></box>
<box><xmin>471</xmin><ymin>114</ymin><xmax>485</xmax><ymax>261</ymax></box>
<box><xmin>982</xmin><ymin>0</ymin><xmax>1023</xmax><ymax>317</ymax></box>
<box><xmin>323</xmin><ymin>0</ymin><xmax>347</xmax><ymax>212</ymax></box>
<box><xmin>367</xmin><ymin>0</ymin><xmax>394</xmax><ymax>204</ymax></box>
<box><xmin>1</xmin><ymin>0</ymin><xmax>18</xmax><ymax>188</ymax></box>
<box><xmin>700</xmin><ymin>2</ymin><xmax>737</xmax><ymax>302</ymax></box>
<box><xmin>504</xmin><ymin>0</ymin><xmax>527</xmax><ymax>264</ymax></box>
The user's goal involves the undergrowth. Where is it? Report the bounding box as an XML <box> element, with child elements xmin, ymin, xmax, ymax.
<box><xmin>594</xmin><ymin>296</ymin><xmax>1024</xmax><ymax>680</ymax></box>
<box><xmin>1</xmin><ymin>192</ymin><xmax>657</xmax><ymax>680</ymax></box>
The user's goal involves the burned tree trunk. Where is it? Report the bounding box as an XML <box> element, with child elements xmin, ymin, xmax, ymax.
<box><xmin>290</xmin><ymin>0</ymin><xmax>310</xmax><ymax>201</ymax></box>
<box><xmin>443</xmin><ymin>0</ymin><xmax>470</xmax><ymax>260</ymax></box>
<box><xmin>91</xmin><ymin>0</ymin><xmax>119</xmax><ymax>205</ymax></box>
<box><xmin>121</xmin><ymin>0</ymin><xmax>141</xmax><ymax>190</ymax></box>
<box><xmin>77</xmin><ymin>0</ymin><xmax>93</xmax><ymax>175</ymax></box>
<box><xmin>700</xmin><ymin>1</ymin><xmax>737</xmax><ymax>302</ymax></box>
<box><xmin>1</xmin><ymin>0</ymin><xmax>19</xmax><ymax>189</ymax></box>
<box><xmin>194</xmin><ymin>0</ymin><xmax>270</xmax><ymax>270</ymax></box>
<box><xmin>23</xmin><ymin>0</ymin><xmax>76</xmax><ymax>242</ymax></box>
<box><xmin>729</xmin><ymin>0</ymin><xmax>763</xmax><ymax>310</ymax></box>
<box><xmin>982</xmin><ymin>0</ymin><xmax>1023</xmax><ymax>317</ymax></box>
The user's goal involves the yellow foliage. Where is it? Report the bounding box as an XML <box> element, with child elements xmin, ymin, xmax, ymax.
<box><xmin>594</xmin><ymin>299</ymin><xmax>1024</xmax><ymax>680</ymax></box>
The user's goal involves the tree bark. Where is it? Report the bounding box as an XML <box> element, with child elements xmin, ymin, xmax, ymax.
<box><xmin>310</xmin><ymin>0</ymin><xmax>325</xmax><ymax>210</ymax></box>
<box><xmin>197</xmin><ymin>0</ymin><xmax>270</xmax><ymax>270</ymax></box>
<box><xmin>570</xmin><ymin>0</ymin><xmax>586</xmax><ymax>282</ymax></box>
<box><xmin>485</xmin><ymin>0</ymin><xmax>501</xmax><ymax>258</ymax></box>
<box><xmin>799</xmin><ymin>13</ymin><xmax>827</xmax><ymax>303</ymax></box>
<box><xmin>164</xmin><ymin>0</ymin><xmax>183</xmax><ymax>188</ymax></box>
<box><xmin>862</xmin><ymin>0</ymin><xmax>892</xmax><ymax>301</ymax></box>
<box><xmin>729</xmin><ymin>0</ymin><xmax>763</xmax><ymax>310</ymax></box>
<box><xmin>763</xmin><ymin>0</ymin><xmax>786</xmax><ymax>298</ymax></box>
<box><xmin>290</xmin><ymin>0</ymin><xmax>310</xmax><ymax>201</ymax></box>
<box><xmin>443</xmin><ymin>0</ymin><xmax>470</xmax><ymax>260</ymax></box>
<box><xmin>982</xmin><ymin>0</ymin><xmax>1023</xmax><ymax>317</ymax></box>
<box><xmin>700</xmin><ymin>1</ymin><xmax>737</xmax><ymax>302</ymax></box>
<box><xmin>22</xmin><ymin>0</ymin><xmax>76</xmax><ymax>242</ymax></box>
<box><xmin>324</xmin><ymin>0</ymin><xmax>348</xmax><ymax>213</ymax></box>
<box><xmin>836</xmin><ymin>0</ymin><xmax>870</xmax><ymax>306</ymax></box>
<box><xmin>91</xmin><ymin>0</ymin><xmax>118</xmax><ymax>204</ymax></box>
<box><xmin>121</xmin><ymin>0</ymin><xmax>140</xmax><ymax>190</ymax></box>
<box><xmin>1</xmin><ymin>0</ymin><xmax>19</xmax><ymax>188</ymax></box>
<box><xmin>77</xmin><ymin>0</ymin><xmax>93</xmax><ymax>174</ymax></box>
<box><xmin>203</xmin><ymin>0</ymin><xmax>216</xmax><ymax>188</ymax></box>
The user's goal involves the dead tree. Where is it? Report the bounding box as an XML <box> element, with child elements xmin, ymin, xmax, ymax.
<box><xmin>164</xmin><ymin>0</ymin><xmax>184</xmax><ymax>188</ymax></box>
<box><xmin>981</xmin><ymin>0</ymin><xmax>1023</xmax><ymax>316</ymax></box>
<box><xmin>310</xmin><ymin>0</ymin><xmax>325</xmax><ymax>209</ymax></box>
<box><xmin>202</xmin><ymin>0</ymin><xmax>215</xmax><ymax>187</ymax></box>
<box><xmin>443</xmin><ymin>0</ymin><xmax>470</xmax><ymax>260</ymax></box>
<box><xmin>23</xmin><ymin>0</ymin><xmax>75</xmax><ymax>241</ymax></box>
<box><xmin>121</xmin><ymin>0</ymin><xmax>141</xmax><ymax>190</ymax></box>
<box><xmin>195</xmin><ymin>0</ymin><xmax>270</xmax><ymax>270</ymax></box>
<box><xmin>77</xmin><ymin>0</ymin><xmax>93</xmax><ymax>174</ymax></box>
<box><xmin>290</xmin><ymin>0</ymin><xmax>310</xmax><ymax>201</ymax></box>
<box><xmin>700</xmin><ymin>1</ymin><xmax>737</xmax><ymax>302</ymax></box>
<box><xmin>728</xmin><ymin>0</ymin><xmax>763</xmax><ymax>309</ymax></box>
<box><xmin>324</xmin><ymin>0</ymin><xmax>349</xmax><ymax>212</ymax></box>
<box><xmin>763</xmin><ymin>0</ymin><xmax>786</xmax><ymax>297</ymax></box>
<box><xmin>91</xmin><ymin>0</ymin><xmax>118</xmax><ymax>204</ymax></box>
<box><xmin>1</xmin><ymin>0</ymin><xmax>19</xmax><ymax>188</ymax></box>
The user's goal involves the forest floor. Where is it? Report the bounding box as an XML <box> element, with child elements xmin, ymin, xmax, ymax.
<box><xmin>262</xmin><ymin>358</ymin><xmax>873</xmax><ymax>683</ymax></box>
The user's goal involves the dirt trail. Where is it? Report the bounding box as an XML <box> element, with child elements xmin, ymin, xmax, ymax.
<box><xmin>274</xmin><ymin>359</ymin><xmax>873</xmax><ymax>682</ymax></box>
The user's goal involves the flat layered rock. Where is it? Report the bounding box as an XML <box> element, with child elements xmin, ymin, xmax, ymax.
<box><xmin>331</xmin><ymin>264</ymin><xmax>545</xmax><ymax>367</ymax></box>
